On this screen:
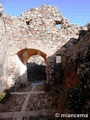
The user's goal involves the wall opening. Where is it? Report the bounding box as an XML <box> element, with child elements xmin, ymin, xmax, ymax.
<box><xmin>55</xmin><ymin>20</ymin><xmax>62</xmax><ymax>29</ymax></box>
<box><xmin>26</xmin><ymin>19</ymin><xmax>32</xmax><ymax>25</ymax></box>
<box><xmin>27</xmin><ymin>55</ymin><xmax>46</xmax><ymax>82</ymax></box>
<box><xmin>26</xmin><ymin>21</ymin><xmax>30</xmax><ymax>25</ymax></box>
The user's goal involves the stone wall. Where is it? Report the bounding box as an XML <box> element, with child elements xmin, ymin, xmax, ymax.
<box><xmin>58</xmin><ymin>29</ymin><xmax>90</xmax><ymax>114</ymax></box>
<box><xmin>0</xmin><ymin>4</ymin><xmax>81</xmax><ymax>94</ymax></box>
<box><xmin>0</xmin><ymin>4</ymin><xmax>8</xmax><ymax>94</ymax></box>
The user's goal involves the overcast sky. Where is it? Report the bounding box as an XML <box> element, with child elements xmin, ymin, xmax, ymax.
<box><xmin>0</xmin><ymin>0</ymin><xmax>90</xmax><ymax>26</ymax></box>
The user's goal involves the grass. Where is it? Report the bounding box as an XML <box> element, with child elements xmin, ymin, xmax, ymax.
<box><xmin>0</xmin><ymin>92</ymin><xmax>6</xmax><ymax>102</ymax></box>
<box><xmin>0</xmin><ymin>90</ymin><xmax>11</xmax><ymax>103</ymax></box>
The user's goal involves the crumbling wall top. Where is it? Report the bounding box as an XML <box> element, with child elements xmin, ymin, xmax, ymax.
<box><xmin>21</xmin><ymin>4</ymin><xmax>68</xmax><ymax>25</ymax></box>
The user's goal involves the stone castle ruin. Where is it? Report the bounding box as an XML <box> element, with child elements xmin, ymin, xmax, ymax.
<box><xmin>0</xmin><ymin>4</ymin><xmax>81</xmax><ymax>94</ymax></box>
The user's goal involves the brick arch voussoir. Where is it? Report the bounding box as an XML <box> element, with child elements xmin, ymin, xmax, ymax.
<box><xmin>17</xmin><ymin>48</ymin><xmax>47</xmax><ymax>64</ymax></box>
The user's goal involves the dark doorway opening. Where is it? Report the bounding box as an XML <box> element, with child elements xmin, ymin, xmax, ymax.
<box><xmin>27</xmin><ymin>55</ymin><xmax>46</xmax><ymax>83</ymax></box>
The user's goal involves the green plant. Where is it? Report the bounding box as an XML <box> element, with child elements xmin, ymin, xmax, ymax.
<box><xmin>0</xmin><ymin>92</ymin><xmax>6</xmax><ymax>102</ymax></box>
<box><xmin>0</xmin><ymin>90</ymin><xmax>11</xmax><ymax>103</ymax></box>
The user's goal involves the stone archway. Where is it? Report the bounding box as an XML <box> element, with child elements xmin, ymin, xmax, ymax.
<box><xmin>17</xmin><ymin>48</ymin><xmax>47</xmax><ymax>84</ymax></box>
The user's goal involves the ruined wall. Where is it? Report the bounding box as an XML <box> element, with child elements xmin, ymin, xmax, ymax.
<box><xmin>0</xmin><ymin>4</ymin><xmax>8</xmax><ymax>94</ymax></box>
<box><xmin>0</xmin><ymin>4</ymin><xmax>81</xmax><ymax>94</ymax></box>
<box><xmin>44</xmin><ymin>26</ymin><xmax>90</xmax><ymax>114</ymax></box>
<box><xmin>58</xmin><ymin>29</ymin><xmax>90</xmax><ymax>114</ymax></box>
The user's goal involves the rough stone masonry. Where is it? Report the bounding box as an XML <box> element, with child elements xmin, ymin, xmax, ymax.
<box><xmin>0</xmin><ymin>4</ymin><xmax>81</xmax><ymax>94</ymax></box>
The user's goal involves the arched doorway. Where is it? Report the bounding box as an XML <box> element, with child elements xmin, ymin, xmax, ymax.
<box><xmin>17</xmin><ymin>48</ymin><xmax>47</xmax><ymax>84</ymax></box>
